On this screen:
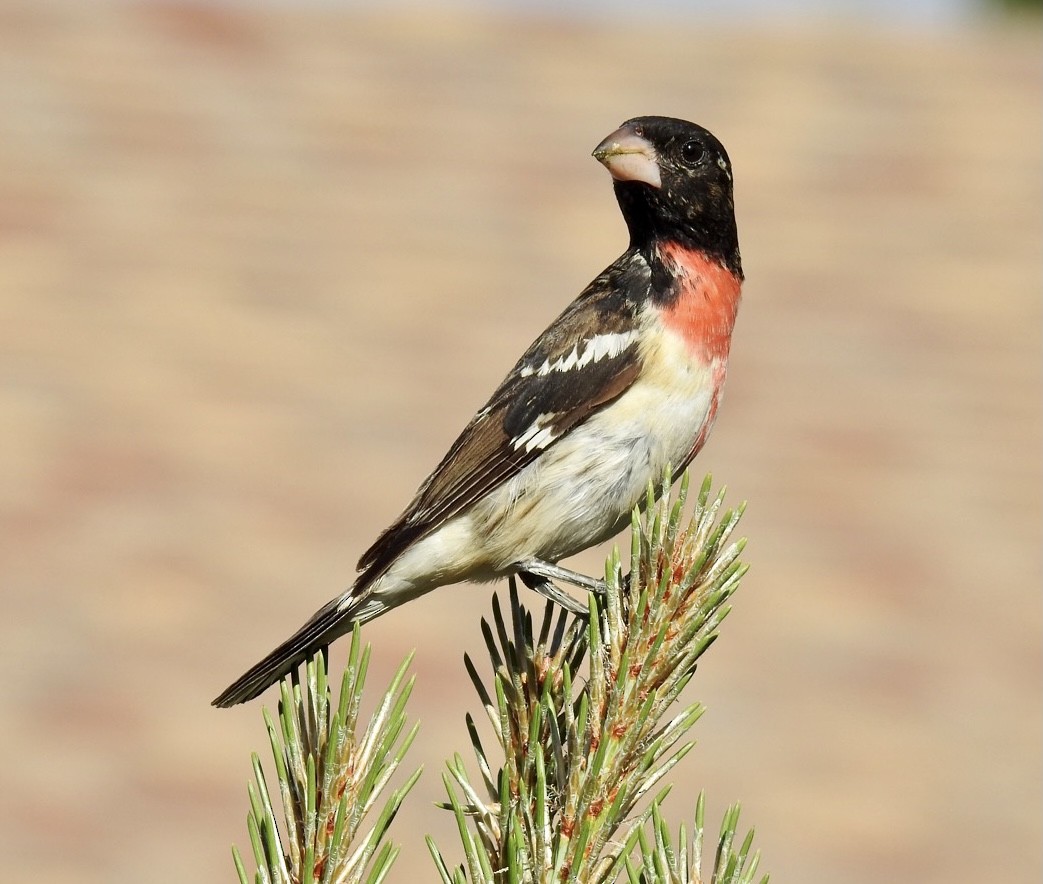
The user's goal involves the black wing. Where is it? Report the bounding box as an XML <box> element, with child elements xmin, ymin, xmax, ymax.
<box><xmin>356</xmin><ymin>253</ymin><xmax>650</xmax><ymax>583</ymax></box>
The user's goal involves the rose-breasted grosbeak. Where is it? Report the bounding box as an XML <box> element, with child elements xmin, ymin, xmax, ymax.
<box><xmin>214</xmin><ymin>116</ymin><xmax>743</xmax><ymax>707</ymax></box>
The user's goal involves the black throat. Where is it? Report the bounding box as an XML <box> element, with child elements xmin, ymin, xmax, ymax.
<box><xmin>614</xmin><ymin>182</ymin><xmax>744</xmax><ymax>282</ymax></box>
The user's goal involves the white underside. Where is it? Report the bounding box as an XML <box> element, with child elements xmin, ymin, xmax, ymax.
<box><xmin>344</xmin><ymin>322</ymin><xmax>724</xmax><ymax>620</ymax></box>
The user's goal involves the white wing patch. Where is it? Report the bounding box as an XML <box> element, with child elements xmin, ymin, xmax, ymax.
<box><xmin>519</xmin><ymin>331</ymin><xmax>637</xmax><ymax>378</ymax></box>
<box><xmin>511</xmin><ymin>412</ymin><xmax>561</xmax><ymax>453</ymax></box>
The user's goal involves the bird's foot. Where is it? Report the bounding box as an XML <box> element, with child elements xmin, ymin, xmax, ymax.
<box><xmin>514</xmin><ymin>558</ymin><xmax>607</xmax><ymax>617</ymax></box>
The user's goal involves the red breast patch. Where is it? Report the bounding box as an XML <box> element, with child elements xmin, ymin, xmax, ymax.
<box><xmin>657</xmin><ymin>243</ymin><xmax>742</xmax><ymax>361</ymax></box>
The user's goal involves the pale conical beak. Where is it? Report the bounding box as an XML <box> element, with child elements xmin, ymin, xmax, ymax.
<box><xmin>593</xmin><ymin>126</ymin><xmax>662</xmax><ymax>189</ymax></box>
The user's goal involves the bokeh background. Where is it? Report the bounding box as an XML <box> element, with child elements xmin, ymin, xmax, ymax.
<box><xmin>1</xmin><ymin>1</ymin><xmax>1040</xmax><ymax>882</ymax></box>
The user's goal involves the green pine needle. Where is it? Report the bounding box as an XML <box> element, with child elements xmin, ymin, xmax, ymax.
<box><xmin>233</xmin><ymin>627</ymin><xmax>421</xmax><ymax>884</ymax></box>
<box><xmin>429</xmin><ymin>470</ymin><xmax>769</xmax><ymax>883</ymax></box>
<box><xmin>228</xmin><ymin>470</ymin><xmax>770</xmax><ymax>883</ymax></box>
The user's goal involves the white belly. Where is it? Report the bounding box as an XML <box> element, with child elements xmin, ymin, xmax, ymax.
<box><xmin>473</xmin><ymin>327</ymin><xmax>722</xmax><ymax>569</ymax></box>
<box><xmin>378</xmin><ymin>327</ymin><xmax>724</xmax><ymax>594</ymax></box>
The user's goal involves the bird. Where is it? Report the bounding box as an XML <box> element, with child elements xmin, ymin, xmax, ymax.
<box><xmin>213</xmin><ymin>116</ymin><xmax>743</xmax><ymax>707</ymax></box>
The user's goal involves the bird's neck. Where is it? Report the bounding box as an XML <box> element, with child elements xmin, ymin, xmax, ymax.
<box><xmin>616</xmin><ymin>185</ymin><xmax>743</xmax><ymax>281</ymax></box>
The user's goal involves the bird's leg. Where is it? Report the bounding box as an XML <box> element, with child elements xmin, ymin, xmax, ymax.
<box><xmin>517</xmin><ymin>570</ymin><xmax>590</xmax><ymax>617</ymax></box>
<box><xmin>514</xmin><ymin>557</ymin><xmax>607</xmax><ymax>617</ymax></box>
<box><xmin>515</xmin><ymin>558</ymin><xmax>607</xmax><ymax>593</ymax></box>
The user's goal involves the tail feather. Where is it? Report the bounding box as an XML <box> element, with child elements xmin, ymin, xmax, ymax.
<box><xmin>213</xmin><ymin>593</ymin><xmax>358</xmax><ymax>708</ymax></box>
<box><xmin>214</xmin><ymin>564</ymin><xmax>439</xmax><ymax>707</ymax></box>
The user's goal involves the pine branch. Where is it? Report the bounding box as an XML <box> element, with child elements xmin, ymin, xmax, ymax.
<box><xmin>428</xmin><ymin>470</ymin><xmax>764</xmax><ymax>883</ymax></box>
<box><xmin>627</xmin><ymin>795</ymin><xmax>767</xmax><ymax>884</ymax></box>
<box><xmin>232</xmin><ymin>627</ymin><xmax>422</xmax><ymax>884</ymax></box>
<box><xmin>227</xmin><ymin>470</ymin><xmax>770</xmax><ymax>883</ymax></box>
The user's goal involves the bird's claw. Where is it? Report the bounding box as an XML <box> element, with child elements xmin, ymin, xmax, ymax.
<box><xmin>514</xmin><ymin>558</ymin><xmax>607</xmax><ymax>617</ymax></box>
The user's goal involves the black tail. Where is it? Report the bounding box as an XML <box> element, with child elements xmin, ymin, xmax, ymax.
<box><xmin>212</xmin><ymin>595</ymin><xmax>354</xmax><ymax>707</ymax></box>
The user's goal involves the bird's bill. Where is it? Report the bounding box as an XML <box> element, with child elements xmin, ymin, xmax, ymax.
<box><xmin>593</xmin><ymin>126</ymin><xmax>662</xmax><ymax>189</ymax></box>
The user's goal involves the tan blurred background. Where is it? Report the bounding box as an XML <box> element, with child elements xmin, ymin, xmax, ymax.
<box><xmin>1</xmin><ymin>2</ymin><xmax>1040</xmax><ymax>882</ymax></box>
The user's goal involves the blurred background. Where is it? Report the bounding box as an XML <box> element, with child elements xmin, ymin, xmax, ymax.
<box><xmin>0</xmin><ymin>1</ymin><xmax>1039</xmax><ymax>882</ymax></box>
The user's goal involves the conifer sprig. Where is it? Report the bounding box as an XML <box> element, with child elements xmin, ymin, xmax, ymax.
<box><xmin>231</xmin><ymin>472</ymin><xmax>769</xmax><ymax>883</ymax></box>
<box><xmin>627</xmin><ymin>795</ymin><xmax>767</xmax><ymax>884</ymax></box>
<box><xmin>429</xmin><ymin>471</ymin><xmax>755</xmax><ymax>883</ymax></box>
<box><xmin>233</xmin><ymin>627</ymin><xmax>422</xmax><ymax>884</ymax></box>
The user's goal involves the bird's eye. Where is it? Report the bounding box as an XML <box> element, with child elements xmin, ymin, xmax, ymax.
<box><xmin>680</xmin><ymin>139</ymin><xmax>707</xmax><ymax>166</ymax></box>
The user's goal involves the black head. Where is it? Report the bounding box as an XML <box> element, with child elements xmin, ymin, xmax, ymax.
<box><xmin>593</xmin><ymin>116</ymin><xmax>741</xmax><ymax>276</ymax></box>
